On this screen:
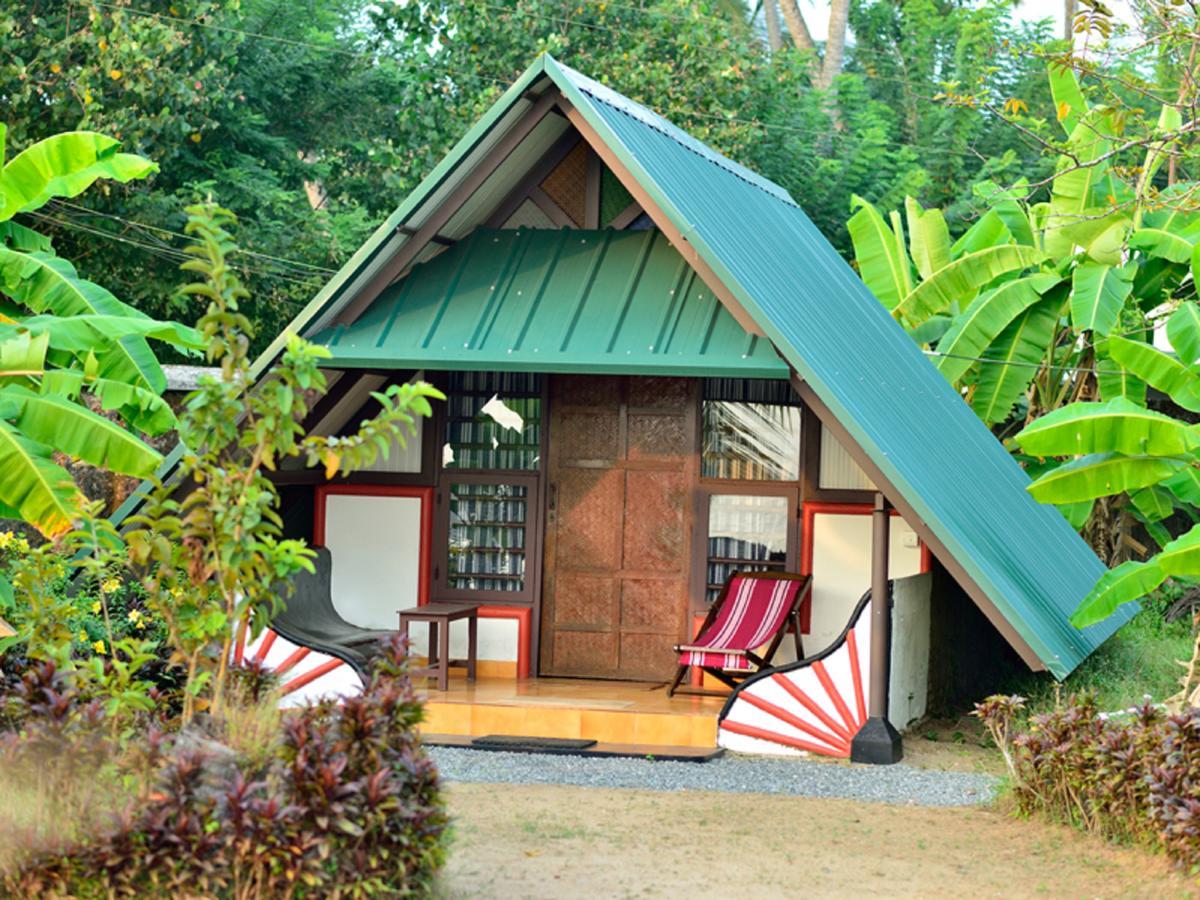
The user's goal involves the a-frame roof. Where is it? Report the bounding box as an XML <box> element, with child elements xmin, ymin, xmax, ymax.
<box><xmin>144</xmin><ymin>55</ymin><xmax>1130</xmax><ymax>677</ymax></box>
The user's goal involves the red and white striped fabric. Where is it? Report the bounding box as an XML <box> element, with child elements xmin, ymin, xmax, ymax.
<box><xmin>234</xmin><ymin>621</ymin><xmax>364</xmax><ymax>708</ymax></box>
<box><xmin>718</xmin><ymin>592</ymin><xmax>872</xmax><ymax>758</ymax></box>
<box><xmin>679</xmin><ymin>576</ymin><xmax>802</xmax><ymax>670</ymax></box>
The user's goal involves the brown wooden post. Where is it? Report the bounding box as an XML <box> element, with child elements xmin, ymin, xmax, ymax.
<box><xmin>850</xmin><ymin>491</ymin><xmax>903</xmax><ymax>764</ymax></box>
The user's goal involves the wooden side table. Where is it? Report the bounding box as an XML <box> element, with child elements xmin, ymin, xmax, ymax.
<box><xmin>397</xmin><ymin>602</ymin><xmax>479</xmax><ymax>691</ymax></box>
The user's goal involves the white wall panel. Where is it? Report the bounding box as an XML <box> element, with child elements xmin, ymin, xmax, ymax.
<box><xmin>890</xmin><ymin>572</ymin><xmax>932</xmax><ymax>729</ymax></box>
<box><xmin>404</xmin><ymin>617</ymin><xmax>518</xmax><ymax>663</ymax></box>
<box><xmin>804</xmin><ymin>512</ymin><xmax>921</xmax><ymax>658</ymax></box>
<box><xmin>323</xmin><ymin>494</ymin><xmax>424</xmax><ymax>629</ymax></box>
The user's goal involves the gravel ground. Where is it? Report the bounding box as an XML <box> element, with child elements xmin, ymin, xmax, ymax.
<box><xmin>428</xmin><ymin>746</ymin><xmax>998</xmax><ymax>807</ymax></box>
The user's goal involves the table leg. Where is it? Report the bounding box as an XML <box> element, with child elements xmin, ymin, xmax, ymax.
<box><xmin>399</xmin><ymin>617</ymin><xmax>411</xmax><ymax>655</ymax></box>
<box><xmin>467</xmin><ymin>614</ymin><xmax>477</xmax><ymax>682</ymax></box>
<box><xmin>428</xmin><ymin>621</ymin><xmax>438</xmax><ymax>667</ymax></box>
<box><xmin>438</xmin><ymin>618</ymin><xmax>450</xmax><ymax>692</ymax></box>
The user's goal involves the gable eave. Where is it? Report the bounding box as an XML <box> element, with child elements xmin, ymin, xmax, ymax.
<box><xmin>248</xmin><ymin>57</ymin><xmax>558</xmax><ymax>381</ymax></box>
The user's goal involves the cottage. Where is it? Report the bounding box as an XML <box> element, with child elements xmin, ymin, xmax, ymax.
<box><xmin>168</xmin><ymin>56</ymin><xmax>1131</xmax><ymax>762</ymax></box>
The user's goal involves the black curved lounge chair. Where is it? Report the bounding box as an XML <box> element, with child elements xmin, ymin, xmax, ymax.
<box><xmin>270</xmin><ymin>547</ymin><xmax>397</xmax><ymax>679</ymax></box>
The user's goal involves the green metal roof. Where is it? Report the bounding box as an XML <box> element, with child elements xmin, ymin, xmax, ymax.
<box><xmin>310</xmin><ymin>227</ymin><xmax>787</xmax><ymax>377</ymax></box>
<box><xmin>545</xmin><ymin>57</ymin><xmax>1131</xmax><ymax>677</ymax></box>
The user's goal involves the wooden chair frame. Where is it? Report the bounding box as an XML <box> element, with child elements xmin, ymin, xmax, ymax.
<box><xmin>668</xmin><ymin>571</ymin><xmax>812</xmax><ymax>698</ymax></box>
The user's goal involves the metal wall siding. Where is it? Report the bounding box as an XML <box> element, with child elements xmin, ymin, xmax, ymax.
<box><xmin>313</xmin><ymin>227</ymin><xmax>789</xmax><ymax>379</ymax></box>
<box><xmin>562</xmin><ymin>70</ymin><xmax>1129</xmax><ymax>676</ymax></box>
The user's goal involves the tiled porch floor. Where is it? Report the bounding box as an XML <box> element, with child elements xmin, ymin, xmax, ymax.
<box><xmin>415</xmin><ymin>674</ymin><xmax>726</xmax><ymax>748</ymax></box>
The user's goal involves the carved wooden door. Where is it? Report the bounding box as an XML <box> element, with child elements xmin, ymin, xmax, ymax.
<box><xmin>540</xmin><ymin>375</ymin><xmax>696</xmax><ymax>680</ymax></box>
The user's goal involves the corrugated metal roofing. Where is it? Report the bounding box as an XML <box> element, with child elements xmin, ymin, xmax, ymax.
<box><xmin>546</xmin><ymin>57</ymin><xmax>1130</xmax><ymax>677</ymax></box>
<box><xmin>311</xmin><ymin>227</ymin><xmax>787</xmax><ymax>377</ymax></box>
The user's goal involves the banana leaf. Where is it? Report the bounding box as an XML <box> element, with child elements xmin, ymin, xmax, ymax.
<box><xmin>1103</xmin><ymin>336</ymin><xmax>1200</xmax><ymax>412</ymax></box>
<box><xmin>0</xmin><ymin>418</ymin><xmax>77</xmax><ymax>537</ymax></box>
<box><xmin>895</xmin><ymin>245</ymin><xmax>1046</xmax><ymax>327</ymax></box>
<box><xmin>1168</xmin><ymin>302</ymin><xmax>1200</xmax><ymax>367</ymax></box>
<box><xmin>1015</xmin><ymin>397</ymin><xmax>1200</xmax><ymax>457</ymax></box>
<box><xmin>1026</xmin><ymin>452</ymin><xmax>1185</xmax><ymax>504</ymax></box>
<box><xmin>935</xmin><ymin>274</ymin><xmax>1058</xmax><ymax>386</ymax></box>
<box><xmin>0</xmin><ymin>126</ymin><xmax>156</xmax><ymax>221</ymax></box>
<box><xmin>1069</xmin><ymin>262</ymin><xmax>1134</xmax><ymax>335</ymax></box>
<box><xmin>0</xmin><ymin>385</ymin><xmax>162</xmax><ymax>476</ymax></box>
<box><xmin>1048</xmin><ymin>63</ymin><xmax>1087</xmax><ymax>136</ymax></box>
<box><xmin>970</xmin><ymin>294</ymin><xmax>1060</xmax><ymax>424</ymax></box>
<box><xmin>906</xmin><ymin>197</ymin><xmax>951</xmax><ymax>280</ymax></box>
<box><xmin>848</xmin><ymin>195</ymin><xmax>911</xmax><ymax>311</ymax></box>
<box><xmin>1070</xmin><ymin>558</ymin><xmax>1163</xmax><ymax>628</ymax></box>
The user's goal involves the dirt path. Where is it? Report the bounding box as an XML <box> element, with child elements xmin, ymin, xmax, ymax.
<box><xmin>438</xmin><ymin>783</ymin><xmax>1193</xmax><ymax>898</ymax></box>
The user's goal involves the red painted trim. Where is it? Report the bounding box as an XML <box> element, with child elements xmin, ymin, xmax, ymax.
<box><xmin>691</xmin><ymin>612</ymin><xmax>706</xmax><ymax>687</ymax></box>
<box><xmin>771</xmin><ymin>672</ymin><xmax>852</xmax><ymax>743</ymax></box>
<box><xmin>812</xmin><ymin>659</ymin><xmax>859</xmax><ymax>732</ymax></box>
<box><xmin>919</xmin><ymin>541</ymin><xmax>933</xmax><ymax>574</ymax></box>
<box><xmin>845</xmin><ymin>627</ymin><xmax>868</xmax><ymax>725</ymax></box>
<box><xmin>253</xmin><ymin>629</ymin><xmax>278</xmax><ymax>665</ymax></box>
<box><xmin>738</xmin><ymin>689</ymin><xmax>848</xmax><ymax>752</ymax></box>
<box><xmin>476</xmin><ymin>605</ymin><xmax>532</xmax><ymax>678</ymax></box>
<box><xmin>282</xmin><ymin>658</ymin><xmax>344</xmax><ymax>694</ymax></box>
<box><xmin>313</xmin><ymin>484</ymin><xmax>433</xmax><ymax>606</ymax></box>
<box><xmin>720</xmin><ymin>719</ymin><xmax>848</xmax><ymax>758</ymax></box>
<box><xmin>232</xmin><ymin>617</ymin><xmax>248</xmax><ymax>666</ymax></box>
<box><xmin>275</xmin><ymin>645</ymin><xmax>312</xmax><ymax>676</ymax></box>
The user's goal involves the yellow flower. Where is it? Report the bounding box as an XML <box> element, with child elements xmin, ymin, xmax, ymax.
<box><xmin>14</xmin><ymin>537</ymin><xmax>28</xmax><ymax>552</ymax></box>
<box><xmin>91</xmin><ymin>601</ymin><xmax>102</xmax><ymax>615</ymax></box>
<box><xmin>98</xmin><ymin>39</ymin><xmax>108</xmax><ymax>51</ymax></box>
<box><xmin>108</xmin><ymin>69</ymin><xmax>122</xmax><ymax>80</ymax></box>
<box><xmin>83</xmin><ymin>90</ymin><xmax>93</xmax><ymax>105</ymax></box>
<box><xmin>50</xmin><ymin>63</ymin><xmax>61</xmax><ymax>74</ymax></box>
<box><xmin>77</xmin><ymin>630</ymin><xmax>88</xmax><ymax>643</ymax></box>
<box><xmin>128</xmin><ymin>609</ymin><xmax>142</xmax><ymax>623</ymax></box>
<box><xmin>134</xmin><ymin>619</ymin><xmax>146</xmax><ymax>631</ymax></box>
<box><xmin>92</xmin><ymin>640</ymin><xmax>106</xmax><ymax>655</ymax></box>
<box><xmin>101</xmin><ymin>577</ymin><xmax>121</xmax><ymax>594</ymax></box>
<box><xmin>0</xmin><ymin>531</ymin><xmax>12</xmax><ymax>550</ymax></box>
<box><xmin>190</xmin><ymin>132</ymin><xmax>201</xmax><ymax>143</ymax></box>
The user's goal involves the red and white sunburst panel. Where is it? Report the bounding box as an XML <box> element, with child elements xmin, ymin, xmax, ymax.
<box><xmin>235</xmin><ymin>624</ymin><xmax>364</xmax><ymax>708</ymax></box>
<box><xmin>718</xmin><ymin>594</ymin><xmax>872</xmax><ymax>758</ymax></box>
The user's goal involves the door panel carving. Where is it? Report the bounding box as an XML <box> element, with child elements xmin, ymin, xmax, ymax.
<box><xmin>541</xmin><ymin>376</ymin><xmax>697</xmax><ymax>680</ymax></box>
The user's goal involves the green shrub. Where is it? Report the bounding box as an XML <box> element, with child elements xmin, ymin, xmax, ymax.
<box><xmin>2</xmin><ymin>635</ymin><xmax>446</xmax><ymax>896</ymax></box>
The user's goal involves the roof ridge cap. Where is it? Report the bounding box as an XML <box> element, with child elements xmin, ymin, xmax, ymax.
<box><xmin>549</xmin><ymin>59</ymin><xmax>798</xmax><ymax>209</ymax></box>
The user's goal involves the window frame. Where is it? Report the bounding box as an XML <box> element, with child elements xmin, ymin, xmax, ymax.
<box><xmin>690</xmin><ymin>484</ymin><xmax>800</xmax><ymax>614</ymax></box>
<box><xmin>431</xmin><ymin>471</ymin><xmax>543</xmax><ymax>606</ymax></box>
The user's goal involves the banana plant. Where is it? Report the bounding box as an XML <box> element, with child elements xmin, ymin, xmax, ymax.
<box><xmin>849</xmin><ymin>62</ymin><xmax>1197</xmax><ymax>431</ymax></box>
<box><xmin>848</xmin><ymin>61</ymin><xmax>1200</xmax><ymax>630</ymax></box>
<box><xmin>0</xmin><ymin>124</ymin><xmax>202</xmax><ymax>537</ymax></box>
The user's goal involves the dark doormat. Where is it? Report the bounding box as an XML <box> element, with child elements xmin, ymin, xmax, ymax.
<box><xmin>425</xmin><ymin>733</ymin><xmax>723</xmax><ymax>762</ymax></box>
<box><xmin>471</xmin><ymin>735</ymin><xmax>597</xmax><ymax>751</ymax></box>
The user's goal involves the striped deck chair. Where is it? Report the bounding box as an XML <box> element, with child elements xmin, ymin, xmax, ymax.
<box><xmin>668</xmin><ymin>571</ymin><xmax>811</xmax><ymax>697</ymax></box>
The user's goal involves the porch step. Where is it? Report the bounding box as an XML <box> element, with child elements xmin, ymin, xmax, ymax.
<box><xmin>422</xmin><ymin>733</ymin><xmax>723</xmax><ymax>762</ymax></box>
<box><xmin>419</xmin><ymin>695</ymin><xmax>720</xmax><ymax>748</ymax></box>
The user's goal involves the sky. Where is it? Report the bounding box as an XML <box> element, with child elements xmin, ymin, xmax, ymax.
<box><xmin>793</xmin><ymin>0</ymin><xmax>1137</xmax><ymax>41</ymax></box>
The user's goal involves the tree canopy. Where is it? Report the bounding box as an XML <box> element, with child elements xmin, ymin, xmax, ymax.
<box><xmin>3</xmin><ymin>0</ymin><xmax>1060</xmax><ymax>350</ymax></box>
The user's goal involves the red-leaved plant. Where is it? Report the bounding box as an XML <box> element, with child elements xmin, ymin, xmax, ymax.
<box><xmin>3</xmin><ymin>635</ymin><xmax>445</xmax><ymax>897</ymax></box>
<box><xmin>977</xmin><ymin>692</ymin><xmax>1200</xmax><ymax>871</ymax></box>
